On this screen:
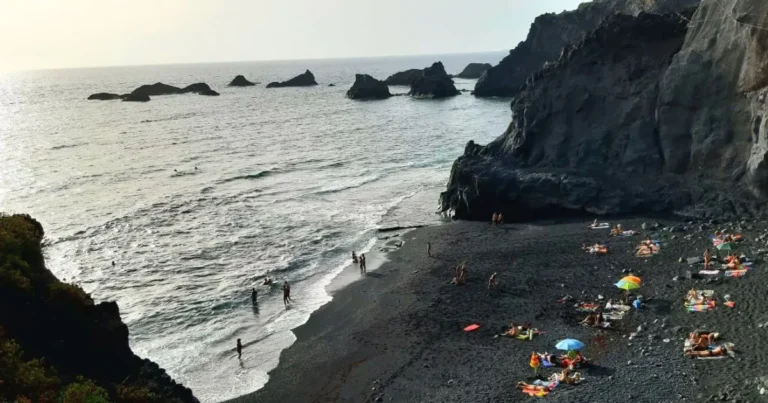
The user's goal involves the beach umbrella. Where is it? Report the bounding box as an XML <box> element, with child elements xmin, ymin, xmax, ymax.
<box><xmin>716</xmin><ymin>242</ymin><xmax>733</xmax><ymax>251</ymax></box>
<box><xmin>620</xmin><ymin>275</ymin><xmax>642</xmax><ymax>285</ymax></box>
<box><xmin>555</xmin><ymin>338</ymin><xmax>585</xmax><ymax>351</ymax></box>
<box><xmin>616</xmin><ymin>280</ymin><xmax>640</xmax><ymax>302</ymax></box>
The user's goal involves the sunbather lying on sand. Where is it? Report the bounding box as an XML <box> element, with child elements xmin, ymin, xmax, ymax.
<box><xmin>516</xmin><ymin>382</ymin><xmax>551</xmax><ymax>395</ymax></box>
<box><xmin>579</xmin><ymin>312</ymin><xmax>607</xmax><ymax>327</ymax></box>
<box><xmin>551</xmin><ymin>369</ymin><xmax>582</xmax><ymax>385</ymax></box>
<box><xmin>685</xmin><ymin>289</ymin><xmax>704</xmax><ymax>304</ymax></box>
<box><xmin>684</xmin><ymin>344</ymin><xmax>733</xmax><ymax>358</ymax></box>
<box><xmin>687</xmin><ymin>331</ymin><xmax>719</xmax><ymax>350</ymax></box>
<box><xmin>583</xmin><ymin>243</ymin><xmax>607</xmax><ymax>254</ymax></box>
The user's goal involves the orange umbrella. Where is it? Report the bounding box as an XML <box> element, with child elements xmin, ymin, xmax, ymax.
<box><xmin>621</xmin><ymin>275</ymin><xmax>642</xmax><ymax>285</ymax></box>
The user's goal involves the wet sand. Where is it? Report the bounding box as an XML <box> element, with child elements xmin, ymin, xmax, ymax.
<box><xmin>229</xmin><ymin>218</ymin><xmax>768</xmax><ymax>403</ymax></box>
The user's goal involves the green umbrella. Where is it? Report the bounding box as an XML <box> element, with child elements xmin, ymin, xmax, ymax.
<box><xmin>616</xmin><ymin>280</ymin><xmax>640</xmax><ymax>302</ymax></box>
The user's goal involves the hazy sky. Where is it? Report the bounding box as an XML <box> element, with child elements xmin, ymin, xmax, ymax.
<box><xmin>1</xmin><ymin>0</ymin><xmax>587</xmax><ymax>72</ymax></box>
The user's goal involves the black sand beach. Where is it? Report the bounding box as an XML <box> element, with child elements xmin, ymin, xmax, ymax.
<box><xmin>231</xmin><ymin>218</ymin><xmax>768</xmax><ymax>403</ymax></box>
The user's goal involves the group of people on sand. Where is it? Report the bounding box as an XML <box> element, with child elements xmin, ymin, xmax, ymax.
<box><xmin>491</xmin><ymin>212</ymin><xmax>504</xmax><ymax>226</ymax></box>
<box><xmin>352</xmin><ymin>251</ymin><xmax>367</xmax><ymax>273</ymax></box>
<box><xmin>451</xmin><ymin>261</ymin><xmax>468</xmax><ymax>285</ymax></box>
<box><xmin>684</xmin><ymin>331</ymin><xmax>732</xmax><ymax>358</ymax></box>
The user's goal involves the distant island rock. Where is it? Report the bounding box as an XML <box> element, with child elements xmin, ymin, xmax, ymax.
<box><xmin>346</xmin><ymin>74</ymin><xmax>392</xmax><ymax>100</ymax></box>
<box><xmin>408</xmin><ymin>62</ymin><xmax>460</xmax><ymax>99</ymax></box>
<box><xmin>456</xmin><ymin>63</ymin><xmax>492</xmax><ymax>79</ymax></box>
<box><xmin>229</xmin><ymin>75</ymin><xmax>256</xmax><ymax>87</ymax></box>
<box><xmin>384</xmin><ymin>69</ymin><xmax>422</xmax><ymax>86</ymax></box>
<box><xmin>90</xmin><ymin>82</ymin><xmax>220</xmax><ymax>102</ymax></box>
<box><xmin>87</xmin><ymin>93</ymin><xmax>121</xmax><ymax>101</ymax></box>
<box><xmin>121</xmin><ymin>93</ymin><xmax>151</xmax><ymax>102</ymax></box>
<box><xmin>266</xmin><ymin>70</ymin><xmax>318</xmax><ymax>88</ymax></box>
<box><xmin>328</xmin><ymin>83</ymin><xmax>336</xmax><ymax>87</ymax></box>
<box><xmin>178</xmin><ymin>83</ymin><xmax>220</xmax><ymax>96</ymax></box>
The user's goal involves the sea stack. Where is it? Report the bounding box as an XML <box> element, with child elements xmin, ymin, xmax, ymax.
<box><xmin>408</xmin><ymin>62</ymin><xmax>460</xmax><ymax>99</ymax></box>
<box><xmin>229</xmin><ymin>75</ymin><xmax>256</xmax><ymax>87</ymax></box>
<box><xmin>346</xmin><ymin>74</ymin><xmax>392</xmax><ymax>100</ymax></box>
<box><xmin>456</xmin><ymin>63</ymin><xmax>492</xmax><ymax>79</ymax></box>
<box><xmin>121</xmin><ymin>93</ymin><xmax>151</xmax><ymax>102</ymax></box>
<box><xmin>87</xmin><ymin>93</ymin><xmax>121</xmax><ymax>101</ymax></box>
<box><xmin>179</xmin><ymin>83</ymin><xmax>220</xmax><ymax>96</ymax></box>
<box><xmin>266</xmin><ymin>70</ymin><xmax>318</xmax><ymax>88</ymax></box>
<box><xmin>131</xmin><ymin>82</ymin><xmax>182</xmax><ymax>97</ymax></box>
<box><xmin>384</xmin><ymin>69</ymin><xmax>422</xmax><ymax>86</ymax></box>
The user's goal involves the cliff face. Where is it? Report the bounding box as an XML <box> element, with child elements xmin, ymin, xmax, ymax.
<box><xmin>0</xmin><ymin>214</ymin><xmax>198</xmax><ymax>402</ymax></box>
<box><xmin>473</xmin><ymin>0</ymin><xmax>700</xmax><ymax>97</ymax></box>
<box><xmin>443</xmin><ymin>2</ymin><xmax>768</xmax><ymax>221</ymax></box>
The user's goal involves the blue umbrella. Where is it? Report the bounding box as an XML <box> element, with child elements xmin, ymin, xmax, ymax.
<box><xmin>555</xmin><ymin>338</ymin><xmax>585</xmax><ymax>351</ymax></box>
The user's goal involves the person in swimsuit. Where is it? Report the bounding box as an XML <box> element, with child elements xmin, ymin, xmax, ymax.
<box><xmin>703</xmin><ymin>248</ymin><xmax>711</xmax><ymax>270</ymax></box>
<box><xmin>251</xmin><ymin>288</ymin><xmax>257</xmax><ymax>305</ymax></box>
<box><xmin>237</xmin><ymin>338</ymin><xmax>243</xmax><ymax>359</ymax></box>
<box><xmin>361</xmin><ymin>254</ymin><xmax>367</xmax><ymax>273</ymax></box>
<box><xmin>352</xmin><ymin>251</ymin><xmax>358</xmax><ymax>263</ymax></box>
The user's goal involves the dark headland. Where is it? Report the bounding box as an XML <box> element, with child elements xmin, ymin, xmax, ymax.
<box><xmin>236</xmin><ymin>0</ymin><xmax>768</xmax><ymax>402</ymax></box>
<box><xmin>0</xmin><ymin>214</ymin><xmax>198</xmax><ymax>402</ymax></box>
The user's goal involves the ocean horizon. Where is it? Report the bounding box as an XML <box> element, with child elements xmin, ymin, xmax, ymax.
<box><xmin>0</xmin><ymin>52</ymin><xmax>512</xmax><ymax>402</ymax></box>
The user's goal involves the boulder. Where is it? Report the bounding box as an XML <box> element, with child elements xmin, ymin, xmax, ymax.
<box><xmin>229</xmin><ymin>75</ymin><xmax>256</xmax><ymax>87</ymax></box>
<box><xmin>179</xmin><ymin>83</ymin><xmax>220</xmax><ymax>96</ymax></box>
<box><xmin>87</xmin><ymin>93</ymin><xmax>120</xmax><ymax>101</ymax></box>
<box><xmin>473</xmin><ymin>0</ymin><xmax>700</xmax><ymax>97</ymax></box>
<box><xmin>328</xmin><ymin>83</ymin><xmax>336</xmax><ymax>87</ymax></box>
<box><xmin>266</xmin><ymin>70</ymin><xmax>318</xmax><ymax>88</ymax></box>
<box><xmin>121</xmin><ymin>93</ymin><xmax>151</xmax><ymax>102</ymax></box>
<box><xmin>346</xmin><ymin>74</ymin><xmax>392</xmax><ymax>100</ymax></box>
<box><xmin>408</xmin><ymin>62</ymin><xmax>460</xmax><ymax>99</ymax></box>
<box><xmin>384</xmin><ymin>69</ymin><xmax>423</xmax><ymax>86</ymax></box>
<box><xmin>456</xmin><ymin>63</ymin><xmax>492</xmax><ymax>79</ymax></box>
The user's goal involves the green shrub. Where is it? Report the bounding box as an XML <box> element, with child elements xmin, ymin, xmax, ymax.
<box><xmin>58</xmin><ymin>377</ymin><xmax>110</xmax><ymax>403</ymax></box>
<box><xmin>48</xmin><ymin>282</ymin><xmax>94</xmax><ymax>307</ymax></box>
<box><xmin>0</xmin><ymin>332</ymin><xmax>60</xmax><ymax>403</ymax></box>
<box><xmin>115</xmin><ymin>384</ymin><xmax>159</xmax><ymax>403</ymax></box>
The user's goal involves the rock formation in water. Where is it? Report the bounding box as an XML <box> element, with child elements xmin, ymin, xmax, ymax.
<box><xmin>0</xmin><ymin>214</ymin><xmax>198</xmax><ymax>402</ymax></box>
<box><xmin>346</xmin><ymin>74</ymin><xmax>392</xmax><ymax>100</ymax></box>
<box><xmin>229</xmin><ymin>75</ymin><xmax>256</xmax><ymax>87</ymax></box>
<box><xmin>131</xmin><ymin>82</ymin><xmax>182</xmax><ymax>97</ymax></box>
<box><xmin>473</xmin><ymin>0</ymin><xmax>700</xmax><ymax>97</ymax></box>
<box><xmin>266</xmin><ymin>70</ymin><xmax>318</xmax><ymax>88</ymax></box>
<box><xmin>384</xmin><ymin>69</ymin><xmax>423</xmax><ymax>86</ymax></box>
<box><xmin>179</xmin><ymin>83</ymin><xmax>220</xmax><ymax>96</ymax></box>
<box><xmin>408</xmin><ymin>62</ymin><xmax>460</xmax><ymax>99</ymax></box>
<box><xmin>456</xmin><ymin>63</ymin><xmax>492</xmax><ymax>79</ymax></box>
<box><xmin>87</xmin><ymin>93</ymin><xmax>121</xmax><ymax>101</ymax></box>
<box><xmin>121</xmin><ymin>93</ymin><xmax>151</xmax><ymax>102</ymax></box>
<box><xmin>440</xmin><ymin>9</ymin><xmax>768</xmax><ymax>221</ymax></box>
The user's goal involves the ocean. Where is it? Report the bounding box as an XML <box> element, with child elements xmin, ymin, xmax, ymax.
<box><xmin>0</xmin><ymin>52</ymin><xmax>510</xmax><ymax>402</ymax></box>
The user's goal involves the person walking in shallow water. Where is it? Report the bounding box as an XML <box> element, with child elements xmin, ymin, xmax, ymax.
<box><xmin>360</xmin><ymin>254</ymin><xmax>367</xmax><ymax>273</ymax></box>
<box><xmin>427</xmin><ymin>241</ymin><xmax>432</xmax><ymax>257</ymax></box>
<box><xmin>237</xmin><ymin>338</ymin><xmax>243</xmax><ymax>359</ymax></box>
<box><xmin>282</xmin><ymin>281</ymin><xmax>292</xmax><ymax>306</ymax></box>
<box><xmin>251</xmin><ymin>288</ymin><xmax>257</xmax><ymax>305</ymax></box>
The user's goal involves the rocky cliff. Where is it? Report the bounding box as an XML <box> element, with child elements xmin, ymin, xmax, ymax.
<box><xmin>443</xmin><ymin>3</ymin><xmax>768</xmax><ymax>221</ymax></box>
<box><xmin>0</xmin><ymin>214</ymin><xmax>198</xmax><ymax>402</ymax></box>
<box><xmin>473</xmin><ymin>0</ymin><xmax>700</xmax><ymax>97</ymax></box>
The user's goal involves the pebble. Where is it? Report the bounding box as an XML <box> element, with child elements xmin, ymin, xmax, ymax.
<box><xmin>448</xmin><ymin>380</ymin><xmax>454</xmax><ymax>385</ymax></box>
<box><xmin>663</xmin><ymin>338</ymin><xmax>670</xmax><ymax>343</ymax></box>
<box><xmin>627</xmin><ymin>360</ymin><xmax>633</xmax><ymax>365</ymax></box>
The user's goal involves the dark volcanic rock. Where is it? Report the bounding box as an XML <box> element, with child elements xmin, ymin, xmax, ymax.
<box><xmin>456</xmin><ymin>63</ymin><xmax>492</xmax><ymax>79</ymax></box>
<box><xmin>439</xmin><ymin>11</ymin><xmax>768</xmax><ymax>221</ymax></box>
<box><xmin>229</xmin><ymin>75</ymin><xmax>256</xmax><ymax>87</ymax></box>
<box><xmin>87</xmin><ymin>92</ymin><xmax>120</xmax><ymax>101</ymax></box>
<box><xmin>473</xmin><ymin>0</ymin><xmax>700</xmax><ymax>97</ymax></box>
<box><xmin>384</xmin><ymin>69</ymin><xmax>423</xmax><ymax>86</ymax></box>
<box><xmin>131</xmin><ymin>82</ymin><xmax>182</xmax><ymax>97</ymax></box>
<box><xmin>266</xmin><ymin>70</ymin><xmax>318</xmax><ymax>88</ymax></box>
<box><xmin>0</xmin><ymin>214</ymin><xmax>198</xmax><ymax>402</ymax></box>
<box><xmin>346</xmin><ymin>74</ymin><xmax>392</xmax><ymax>100</ymax></box>
<box><xmin>179</xmin><ymin>82</ymin><xmax>220</xmax><ymax>96</ymax></box>
<box><xmin>121</xmin><ymin>93</ymin><xmax>150</xmax><ymax>102</ymax></box>
<box><xmin>408</xmin><ymin>62</ymin><xmax>460</xmax><ymax>99</ymax></box>
<box><xmin>328</xmin><ymin>83</ymin><xmax>336</xmax><ymax>87</ymax></box>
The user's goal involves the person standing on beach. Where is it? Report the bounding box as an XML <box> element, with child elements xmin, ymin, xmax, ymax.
<box><xmin>427</xmin><ymin>241</ymin><xmax>432</xmax><ymax>257</ymax></box>
<box><xmin>492</xmin><ymin>212</ymin><xmax>498</xmax><ymax>227</ymax></box>
<box><xmin>488</xmin><ymin>272</ymin><xmax>498</xmax><ymax>289</ymax></box>
<box><xmin>703</xmin><ymin>248</ymin><xmax>711</xmax><ymax>270</ymax></box>
<box><xmin>361</xmin><ymin>254</ymin><xmax>367</xmax><ymax>273</ymax></box>
<box><xmin>282</xmin><ymin>281</ymin><xmax>291</xmax><ymax>306</ymax></box>
<box><xmin>498</xmin><ymin>213</ymin><xmax>504</xmax><ymax>225</ymax></box>
<box><xmin>237</xmin><ymin>339</ymin><xmax>243</xmax><ymax>359</ymax></box>
<box><xmin>251</xmin><ymin>288</ymin><xmax>257</xmax><ymax>305</ymax></box>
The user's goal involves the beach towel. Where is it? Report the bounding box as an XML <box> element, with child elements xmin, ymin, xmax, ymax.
<box><xmin>520</xmin><ymin>385</ymin><xmax>549</xmax><ymax>397</ymax></box>
<box><xmin>724</xmin><ymin>301</ymin><xmax>736</xmax><ymax>308</ymax></box>
<box><xmin>619</xmin><ymin>230</ymin><xmax>637</xmax><ymax>237</ymax></box>
<box><xmin>702</xmin><ymin>290</ymin><xmax>715</xmax><ymax>298</ymax></box>
<box><xmin>589</xmin><ymin>223</ymin><xmax>610</xmax><ymax>230</ymax></box>
<box><xmin>464</xmin><ymin>324</ymin><xmax>480</xmax><ymax>332</ymax></box>
<box><xmin>725</xmin><ymin>269</ymin><xmax>747</xmax><ymax>277</ymax></box>
<box><xmin>604</xmin><ymin>311</ymin><xmax>626</xmax><ymax>321</ymax></box>
<box><xmin>698</xmin><ymin>270</ymin><xmax>720</xmax><ymax>276</ymax></box>
<box><xmin>537</xmin><ymin>354</ymin><xmax>556</xmax><ymax>368</ymax></box>
<box><xmin>687</xmin><ymin>303</ymin><xmax>714</xmax><ymax>312</ymax></box>
<box><xmin>576</xmin><ymin>303</ymin><xmax>600</xmax><ymax>312</ymax></box>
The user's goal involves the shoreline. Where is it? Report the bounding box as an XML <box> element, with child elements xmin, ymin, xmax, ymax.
<box><xmin>229</xmin><ymin>217</ymin><xmax>768</xmax><ymax>402</ymax></box>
